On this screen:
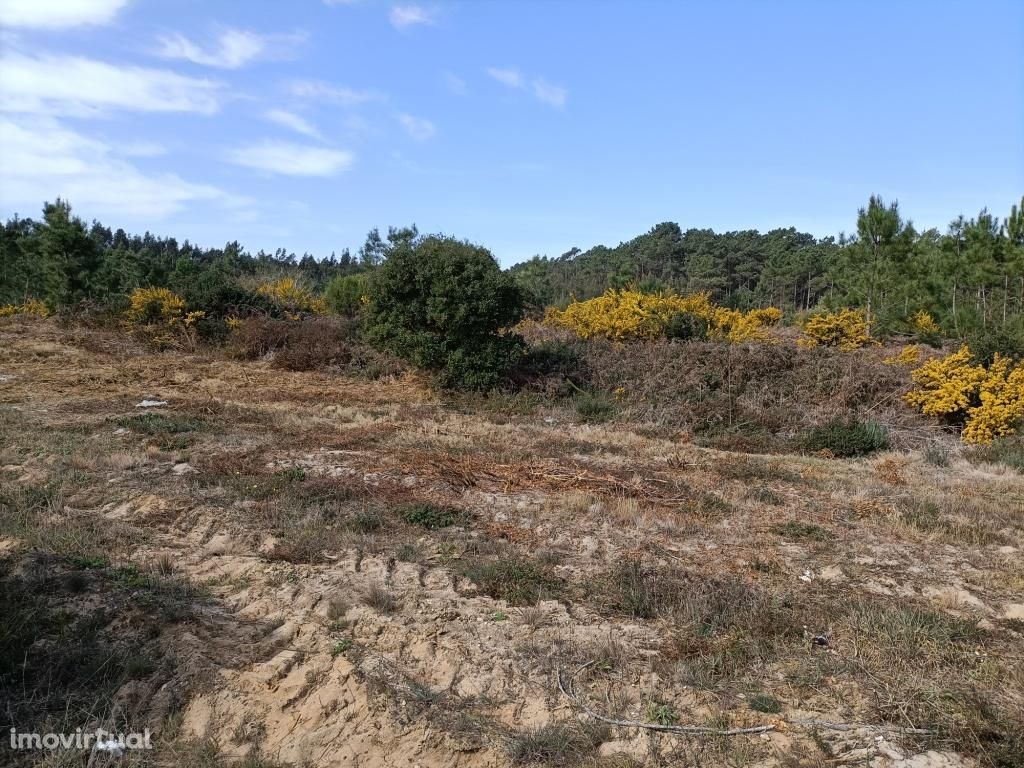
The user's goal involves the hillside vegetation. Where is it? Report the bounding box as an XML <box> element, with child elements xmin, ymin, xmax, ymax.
<box><xmin>2</xmin><ymin>195</ymin><xmax>1024</xmax><ymax>767</ymax></box>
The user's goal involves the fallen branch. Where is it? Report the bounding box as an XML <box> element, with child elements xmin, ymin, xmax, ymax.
<box><xmin>558</xmin><ymin>661</ymin><xmax>937</xmax><ymax>738</ymax></box>
<box><xmin>557</xmin><ymin>661</ymin><xmax>776</xmax><ymax>736</ymax></box>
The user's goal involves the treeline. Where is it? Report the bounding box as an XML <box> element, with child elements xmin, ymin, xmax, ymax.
<box><xmin>0</xmin><ymin>199</ymin><xmax>417</xmax><ymax>313</ymax></box>
<box><xmin>511</xmin><ymin>196</ymin><xmax>1024</xmax><ymax>337</ymax></box>
<box><xmin>2</xmin><ymin>195</ymin><xmax>1023</xmax><ymax>341</ymax></box>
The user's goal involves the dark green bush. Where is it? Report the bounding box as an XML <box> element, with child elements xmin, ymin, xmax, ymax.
<box><xmin>365</xmin><ymin>235</ymin><xmax>525</xmax><ymax>390</ymax></box>
<box><xmin>665</xmin><ymin>311</ymin><xmax>709</xmax><ymax>341</ymax></box>
<box><xmin>399</xmin><ymin>502</ymin><xmax>465</xmax><ymax>529</ymax></box>
<box><xmin>803</xmin><ymin>418</ymin><xmax>889</xmax><ymax>457</ymax></box>
<box><xmin>966</xmin><ymin>324</ymin><xmax>1024</xmax><ymax>365</ymax></box>
<box><xmin>519</xmin><ymin>339</ymin><xmax>588</xmax><ymax>380</ymax></box>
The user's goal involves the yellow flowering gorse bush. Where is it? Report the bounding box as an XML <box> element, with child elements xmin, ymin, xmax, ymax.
<box><xmin>798</xmin><ymin>308</ymin><xmax>874</xmax><ymax>351</ymax></box>
<box><xmin>884</xmin><ymin>344</ymin><xmax>922</xmax><ymax>366</ymax></box>
<box><xmin>544</xmin><ymin>289</ymin><xmax>781</xmax><ymax>343</ymax></box>
<box><xmin>911</xmin><ymin>310</ymin><xmax>940</xmax><ymax>336</ymax></box>
<box><xmin>256</xmin><ymin>278</ymin><xmax>327</xmax><ymax>319</ymax></box>
<box><xmin>124</xmin><ymin>287</ymin><xmax>204</xmax><ymax>349</ymax></box>
<box><xmin>904</xmin><ymin>344</ymin><xmax>1024</xmax><ymax>444</ymax></box>
<box><xmin>962</xmin><ymin>355</ymin><xmax>1024</xmax><ymax>444</ymax></box>
<box><xmin>0</xmin><ymin>299</ymin><xmax>50</xmax><ymax>318</ymax></box>
<box><xmin>904</xmin><ymin>345</ymin><xmax>986</xmax><ymax>417</ymax></box>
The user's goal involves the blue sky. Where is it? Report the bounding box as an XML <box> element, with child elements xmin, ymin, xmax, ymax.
<box><xmin>1</xmin><ymin>0</ymin><xmax>1022</xmax><ymax>266</ymax></box>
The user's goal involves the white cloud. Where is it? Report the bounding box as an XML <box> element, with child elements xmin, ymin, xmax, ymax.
<box><xmin>397</xmin><ymin>113</ymin><xmax>435</xmax><ymax>141</ymax></box>
<box><xmin>227</xmin><ymin>141</ymin><xmax>354</xmax><ymax>176</ymax></box>
<box><xmin>157</xmin><ymin>28</ymin><xmax>303</xmax><ymax>69</ymax></box>
<box><xmin>486</xmin><ymin>67</ymin><xmax>524</xmax><ymax>89</ymax></box>
<box><xmin>532</xmin><ymin>77</ymin><xmax>567</xmax><ymax>108</ymax></box>
<box><xmin>487</xmin><ymin>66</ymin><xmax>568</xmax><ymax>108</ymax></box>
<box><xmin>389</xmin><ymin>5</ymin><xmax>434</xmax><ymax>30</ymax></box>
<box><xmin>289</xmin><ymin>79</ymin><xmax>384</xmax><ymax>107</ymax></box>
<box><xmin>0</xmin><ymin>52</ymin><xmax>221</xmax><ymax>116</ymax></box>
<box><xmin>0</xmin><ymin>0</ymin><xmax>128</xmax><ymax>28</ymax></box>
<box><xmin>265</xmin><ymin>109</ymin><xmax>323</xmax><ymax>140</ymax></box>
<box><xmin>0</xmin><ymin>115</ymin><xmax>232</xmax><ymax>219</ymax></box>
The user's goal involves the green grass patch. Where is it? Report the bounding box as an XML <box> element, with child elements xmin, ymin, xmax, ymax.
<box><xmin>462</xmin><ymin>556</ymin><xmax>560</xmax><ymax>606</ymax></box>
<box><xmin>803</xmin><ymin>418</ymin><xmax>889</xmax><ymax>458</ymax></box>
<box><xmin>770</xmin><ymin>521</ymin><xmax>830</xmax><ymax>541</ymax></box>
<box><xmin>399</xmin><ymin>502</ymin><xmax>467</xmax><ymax>530</ymax></box>
<box><xmin>113</xmin><ymin>412</ymin><xmax>207</xmax><ymax>435</ymax></box>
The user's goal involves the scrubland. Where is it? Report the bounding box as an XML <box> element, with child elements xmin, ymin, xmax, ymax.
<box><xmin>1</xmin><ymin>316</ymin><xmax>1023</xmax><ymax>768</ymax></box>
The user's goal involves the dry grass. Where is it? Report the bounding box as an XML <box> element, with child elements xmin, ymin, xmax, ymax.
<box><xmin>3</xmin><ymin>321</ymin><xmax>1023</xmax><ymax>768</ymax></box>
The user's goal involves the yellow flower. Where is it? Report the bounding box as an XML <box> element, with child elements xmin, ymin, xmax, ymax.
<box><xmin>911</xmin><ymin>310</ymin><xmax>940</xmax><ymax>335</ymax></box>
<box><xmin>884</xmin><ymin>344</ymin><xmax>921</xmax><ymax>366</ymax></box>
<box><xmin>0</xmin><ymin>299</ymin><xmax>49</xmax><ymax>318</ymax></box>
<box><xmin>256</xmin><ymin>277</ymin><xmax>326</xmax><ymax>317</ymax></box>
<box><xmin>904</xmin><ymin>345</ymin><xmax>1024</xmax><ymax>444</ymax></box>
<box><xmin>543</xmin><ymin>288</ymin><xmax>780</xmax><ymax>344</ymax></box>
<box><xmin>798</xmin><ymin>308</ymin><xmax>873</xmax><ymax>351</ymax></box>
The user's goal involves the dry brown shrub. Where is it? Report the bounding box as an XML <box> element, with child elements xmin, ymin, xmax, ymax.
<box><xmin>577</xmin><ymin>339</ymin><xmax>930</xmax><ymax>451</ymax></box>
<box><xmin>232</xmin><ymin>316</ymin><xmax>403</xmax><ymax>375</ymax></box>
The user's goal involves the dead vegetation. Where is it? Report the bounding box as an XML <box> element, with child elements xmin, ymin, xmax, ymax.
<box><xmin>1</xmin><ymin>319</ymin><xmax>1022</xmax><ymax>767</ymax></box>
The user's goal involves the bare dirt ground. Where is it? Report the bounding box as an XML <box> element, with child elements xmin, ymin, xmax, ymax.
<box><xmin>1</xmin><ymin>318</ymin><xmax>1022</xmax><ymax>767</ymax></box>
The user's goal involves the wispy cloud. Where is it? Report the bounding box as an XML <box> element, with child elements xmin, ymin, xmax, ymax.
<box><xmin>532</xmin><ymin>77</ymin><xmax>567</xmax><ymax>108</ymax></box>
<box><xmin>389</xmin><ymin>5</ymin><xmax>434</xmax><ymax>30</ymax></box>
<box><xmin>443</xmin><ymin>71</ymin><xmax>467</xmax><ymax>95</ymax></box>
<box><xmin>0</xmin><ymin>51</ymin><xmax>222</xmax><ymax>116</ymax></box>
<box><xmin>487</xmin><ymin>66</ymin><xmax>567</xmax><ymax>108</ymax></box>
<box><xmin>265</xmin><ymin>109</ymin><xmax>323</xmax><ymax>140</ymax></box>
<box><xmin>486</xmin><ymin>67</ymin><xmax>524</xmax><ymax>89</ymax></box>
<box><xmin>157</xmin><ymin>28</ymin><xmax>304</xmax><ymax>69</ymax></box>
<box><xmin>0</xmin><ymin>0</ymin><xmax>129</xmax><ymax>28</ymax></box>
<box><xmin>227</xmin><ymin>140</ymin><xmax>354</xmax><ymax>176</ymax></box>
<box><xmin>288</xmin><ymin>79</ymin><xmax>384</xmax><ymax>107</ymax></box>
<box><xmin>0</xmin><ymin>115</ymin><xmax>234</xmax><ymax>219</ymax></box>
<box><xmin>120</xmin><ymin>140</ymin><xmax>167</xmax><ymax>157</ymax></box>
<box><xmin>397</xmin><ymin>113</ymin><xmax>435</xmax><ymax>141</ymax></box>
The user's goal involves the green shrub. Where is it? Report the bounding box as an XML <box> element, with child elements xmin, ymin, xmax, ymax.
<box><xmin>462</xmin><ymin>557</ymin><xmax>559</xmax><ymax>606</ymax></box>
<box><xmin>966</xmin><ymin>323</ymin><xmax>1024</xmax><ymax>365</ymax></box>
<box><xmin>574</xmin><ymin>391</ymin><xmax>614</xmax><ymax>423</ymax></box>
<box><xmin>646</xmin><ymin>701</ymin><xmax>680</xmax><ymax>726</ymax></box>
<box><xmin>518</xmin><ymin>339</ymin><xmax>589</xmax><ymax>383</ymax></box>
<box><xmin>665</xmin><ymin>311</ymin><xmax>709</xmax><ymax>341</ymax></box>
<box><xmin>364</xmin><ymin>235</ymin><xmax>525</xmax><ymax>390</ymax></box>
<box><xmin>324</xmin><ymin>273</ymin><xmax>369</xmax><ymax>317</ymax></box>
<box><xmin>399</xmin><ymin>502</ymin><xmax>465</xmax><ymax>530</ymax></box>
<box><xmin>749</xmin><ymin>693</ymin><xmax>782</xmax><ymax>714</ymax></box>
<box><xmin>803</xmin><ymin>418</ymin><xmax>889</xmax><ymax>457</ymax></box>
<box><xmin>967</xmin><ymin>437</ymin><xmax>1024</xmax><ymax>471</ymax></box>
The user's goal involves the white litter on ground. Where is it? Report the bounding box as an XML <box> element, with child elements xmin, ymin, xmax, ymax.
<box><xmin>135</xmin><ymin>399</ymin><xmax>168</xmax><ymax>408</ymax></box>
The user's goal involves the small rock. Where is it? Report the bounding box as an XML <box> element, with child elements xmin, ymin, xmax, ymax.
<box><xmin>172</xmin><ymin>462</ymin><xmax>196</xmax><ymax>475</ymax></box>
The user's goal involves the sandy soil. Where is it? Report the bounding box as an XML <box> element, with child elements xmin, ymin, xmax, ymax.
<box><xmin>1</xmin><ymin>318</ymin><xmax>1021</xmax><ymax>768</ymax></box>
